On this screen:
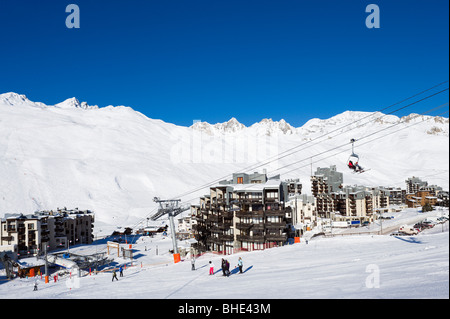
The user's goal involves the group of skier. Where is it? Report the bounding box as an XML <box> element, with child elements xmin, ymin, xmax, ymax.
<box><xmin>208</xmin><ymin>257</ymin><xmax>243</xmax><ymax>277</ymax></box>
<box><xmin>112</xmin><ymin>265</ymin><xmax>124</xmax><ymax>281</ymax></box>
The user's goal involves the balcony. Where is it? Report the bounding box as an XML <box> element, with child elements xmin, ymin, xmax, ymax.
<box><xmin>264</xmin><ymin>209</ymin><xmax>286</xmax><ymax>217</ymax></box>
<box><xmin>236</xmin><ymin>210</ymin><xmax>263</xmax><ymax>218</ymax></box>
<box><xmin>218</xmin><ymin>234</ymin><xmax>234</xmax><ymax>241</ymax></box>
<box><xmin>264</xmin><ymin>221</ymin><xmax>286</xmax><ymax>228</ymax></box>
<box><xmin>265</xmin><ymin>234</ymin><xmax>287</xmax><ymax>242</ymax></box>
<box><xmin>219</xmin><ymin>211</ymin><xmax>234</xmax><ymax>219</ymax></box>
<box><xmin>217</xmin><ymin>220</ymin><xmax>232</xmax><ymax>229</ymax></box>
<box><xmin>206</xmin><ymin>236</ymin><xmax>223</xmax><ymax>244</ymax></box>
<box><xmin>206</xmin><ymin>215</ymin><xmax>219</xmax><ymax>222</ymax></box>
<box><xmin>236</xmin><ymin>234</ymin><xmax>265</xmax><ymax>243</ymax></box>
<box><xmin>6</xmin><ymin>226</ymin><xmax>17</xmax><ymax>232</ymax></box>
<box><xmin>235</xmin><ymin>222</ymin><xmax>253</xmax><ymax>230</ymax></box>
<box><xmin>238</xmin><ymin>197</ymin><xmax>263</xmax><ymax>204</ymax></box>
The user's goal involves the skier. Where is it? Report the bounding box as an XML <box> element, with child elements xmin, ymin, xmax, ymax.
<box><xmin>237</xmin><ymin>257</ymin><xmax>243</xmax><ymax>274</ymax></box>
<box><xmin>191</xmin><ymin>256</ymin><xmax>195</xmax><ymax>271</ymax></box>
<box><xmin>208</xmin><ymin>261</ymin><xmax>215</xmax><ymax>275</ymax></box>
<box><xmin>221</xmin><ymin>258</ymin><xmax>227</xmax><ymax>276</ymax></box>
<box><xmin>119</xmin><ymin>265</ymin><xmax>123</xmax><ymax>277</ymax></box>
<box><xmin>348</xmin><ymin>160</ymin><xmax>356</xmax><ymax>171</ymax></box>
<box><xmin>112</xmin><ymin>269</ymin><xmax>118</xmax><ymax>281</ymax></box>
<box><xmin>225</xmin><ymin>259</ymin><xmax>230</xmax><ymax>277</ymax></box>
<box><xmin>33</xmin><ymin>280</ymin><xmax>38</xmax><ymax>291</ymax></box>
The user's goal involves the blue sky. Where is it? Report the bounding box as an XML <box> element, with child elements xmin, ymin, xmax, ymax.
<box><xmin>0</xmin><ymin>0</ymin><xmax>448</xmax><ymax>127</ymax></box>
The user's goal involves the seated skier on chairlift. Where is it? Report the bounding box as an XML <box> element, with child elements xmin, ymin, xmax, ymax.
<box><xmin>348</xmin><ymin>160</ymin><xmax>355</xmax><ymax>170</ymax></box>
<box><xmin>348</xmin><ymin>160</ymin><xmax>363</xmax><ymax>173</ymax></box>
<box><xmin>348</xmin><ymin>139</ymin><xmax>364</xmax><ymax>173</ymax></box>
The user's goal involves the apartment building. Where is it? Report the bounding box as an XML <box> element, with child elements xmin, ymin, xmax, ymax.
<box><xmin>311</xmin><ymin>166</ymin><xmax>389</xmax><ymax>221</ymax></box>
<box><xmin>405</xmin><ymin>176</ymin><xmax>443</xmax><ymax>208</ymax></box>
<box><xmin>378</xmin><ymin>187</ymin><xmax>406</xmax><ymax>206</ymax></box>
<box><xmin>311</xmin><ymin>165</ymin><xmax>343</xmax><ymax>196</ymax></box>
<box><xmin>406</xmin><ymin>190</ymin><xmax>438</xmax><ymax>208</ymax></box>
<box><xmin>0</xmin><ymin>208</ymin><xmax>94</xmax><ymax>257</ymax></box>
<box><xmin>405</xmin><ymin>176</ymin><xmax>428</xmax><ymax>194</ymax></box>
<box><xmin>286</xmin><ymin>194</ymin><xmax>316</xmax><ymax>235</ymax></box>
<box><xmin>191</xmin><ymin>172</ymin><xmax>293</xmax><ymax>254</ymax></box>
<box><xmin>311</xmin><ymin>165</ymin><xmax>343</xmax><ymax>218</ymax></box>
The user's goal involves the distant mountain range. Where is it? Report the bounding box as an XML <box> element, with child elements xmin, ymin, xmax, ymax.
<box><xmin>1</xmin><ymin>92</ymin><xmax>448</xmax><ymax>230</ymax></box>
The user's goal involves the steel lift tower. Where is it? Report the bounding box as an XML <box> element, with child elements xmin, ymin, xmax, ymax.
<box><xmin>151</xmin><ymin>197</ymin><xmax>189</xmax><ymax>262</ymax></box>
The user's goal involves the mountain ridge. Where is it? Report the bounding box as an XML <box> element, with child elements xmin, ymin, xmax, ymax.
<box><xmin>1</xmin><ymin>92</ymin><xmax>448</xmax><ymax>135</ymax></box>
<box><xmin>0</xmin><ymin>92</ymin><xmax>448</xmax><ymax>229</ymax></box>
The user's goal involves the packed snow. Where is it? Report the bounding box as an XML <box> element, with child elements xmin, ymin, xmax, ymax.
<box><xmin>0</xmin><ymin>207</ymin><xmax>448</xmax><ymax>299</ymax></box>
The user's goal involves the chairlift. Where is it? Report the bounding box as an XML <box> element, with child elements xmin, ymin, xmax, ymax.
<box><xmin>347</xmin><ymin>139</ymin><xmax>365</xmax><ymax>173</ymax></box>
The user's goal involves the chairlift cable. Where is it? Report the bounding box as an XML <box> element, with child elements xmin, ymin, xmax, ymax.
<box><xmin>131</xmin><ymin>83</ymin><xmax>449</xmax><ymax>230</ymax></box>
<box><xmin>171</xmin><ymin>84</ymin><xmax>448</xmax><ymax>200</ymax></box>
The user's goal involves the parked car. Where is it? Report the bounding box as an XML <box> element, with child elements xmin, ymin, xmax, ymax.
<box><xmin>398</xmin><ymin>225</ymin><xmax>419</xmax><ymax>235</ymax></box>
<box><xmin>437</xmin><ymin>217</ymin><xmax>448</xmax><ymax>223</ymax></box>
<box><xmin>390</xmin><ymin>231</ymin><xmax>406</xmax><ymax>236</ymax></box>
<box><xmin>422</xmin><ymin>220</ymin><xmax>435</xmax><ymax>228</ymax></box>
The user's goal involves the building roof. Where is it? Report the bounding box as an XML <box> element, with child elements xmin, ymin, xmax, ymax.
<box><xmin>218</xmin><ymin>178</ymin><xmax>282</xmax><ymax>192</ymax></box>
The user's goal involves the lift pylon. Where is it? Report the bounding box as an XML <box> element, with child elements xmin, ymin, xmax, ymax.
<box><xmin>151</xmin><ymin>197</ymin><xmax>189</xmax><ymax>262</ymax></box>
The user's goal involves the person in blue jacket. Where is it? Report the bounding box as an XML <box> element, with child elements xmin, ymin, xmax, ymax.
<box><xmin>237</xmin><ymin>257</ymin><xmax>243</xmax><ymax>274</ymax></box>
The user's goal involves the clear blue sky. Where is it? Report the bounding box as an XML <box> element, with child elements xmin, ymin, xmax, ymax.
<box><xmin>0</xmin><ymin>0</ymin><xmax>448</xmax><ymax>127</ymax></box>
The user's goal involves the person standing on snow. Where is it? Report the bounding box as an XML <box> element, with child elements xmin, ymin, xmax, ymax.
<box><xmin>224</xmin><ymin>259</ymin><xmax>230</xmax><ymax>277</ymax></box>
<box><xmin>208</xmin><ymin>261</ymin><xmax>215</xmax><ymax>275</ymax></box>
<box><xmin>119</xmin><ymin>265</ymin><xmax>124</xmax><ymax>277</ymax></box>
<box><xmin>221</xmin><ymin>258</ymin><xmax>227</xmax><ymax>276</ymax></box>
<box><xmin>237</xmin><ymin>257</ymin><xmax>243</xmax><ymax>274</ymax></box>
<box><xmin>112</xmin><ymin>269</ymin><xmax>118</xmax><ymax>281</ymax></box>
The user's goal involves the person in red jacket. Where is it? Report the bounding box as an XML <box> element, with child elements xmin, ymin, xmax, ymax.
<box><xmin>348</xmin><ymin>160</ymin><xmax>355</xmax><ymax>170</ymax></box>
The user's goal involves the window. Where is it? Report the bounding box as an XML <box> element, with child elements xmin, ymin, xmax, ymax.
<box><xmin>237</xmin><ymin>177</ymin><xmax>243</xmax><ymax>184</ymax></box>
<box><xmin>266</xmin><ymin>191</ymin><xmax>278</xmax><ymax>198</ymax></box>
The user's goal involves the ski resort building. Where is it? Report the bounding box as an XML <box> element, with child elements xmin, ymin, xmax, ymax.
<box><xmin>406</xmin><ymin>190</ymin><xmax>438</xmax><ymax>208</ymax></box>
<box><xmin>286</xmin><ymin>194</ymin><xmax>317</xmax><ymax>236</ymax></box>
<box><xmin>0</xmin><ymin>208</ymin><xmax>94</xmax><ymax>257</ymax></box>
<box><xmin>191</xmin><ymin>172</ymin><xmax>293</xmax><ymax>254</ymax></box>
<box><xmin>378</xmin><ymin>187</ymin><xmax>406</xmax><ymax>206</ymax></box>
<box><xmin>311</xmin><ymin>166</ymin><xmax>390</xmax><ymax>221</ymax></box>
<box><xmin>405</xmin><ymin>176</ymin><xmax>443</xmax><ymax>208</ymax></box>
<box><xmin>311</xmin><ymin>165</ymin><xmax>343</xmax><ymax>196</ymax></box>
<box><xmin>405</xmin><ymin>176</ymin><xmax>428</xmax><ymax>194</ymax></box>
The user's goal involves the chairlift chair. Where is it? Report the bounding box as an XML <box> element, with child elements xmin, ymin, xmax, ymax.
<box><xmin>347</xmin><ymin>139</ymin><xmax>363</xmax><ymax>173</ymax></box>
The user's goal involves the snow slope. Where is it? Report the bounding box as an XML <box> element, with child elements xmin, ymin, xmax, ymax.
<box><xmin>0</xmin><ymin>93</ymin><xmax>448</xmax><ymax>232</ymax></box>
<box><xmin>1</xmin><ymin>208</ymin><xmax>448</xmax><ymax>299</ymax></box>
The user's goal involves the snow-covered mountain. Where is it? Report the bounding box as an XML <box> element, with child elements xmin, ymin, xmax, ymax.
<box><xmin>191</xmin><ymin>117</ymin><xmax>296</xmax><ymax>136</ymax></box>
<box><xmin>0</xmin><ymin>92</ymin><xmax>448</xmax><ymax>231</ymax></box>
<box><xmin>54</xmin><ymin>97</ymin><xmax>99</xmax><ymax>110</ymax></box>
